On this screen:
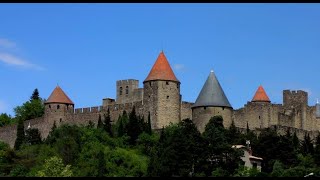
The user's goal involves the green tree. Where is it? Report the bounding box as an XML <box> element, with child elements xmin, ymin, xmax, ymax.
<box><xmin>14</xmin><ymin>117</ymin><xmax>25</xmax><ymax>150</ymax></box>
<box><xmin>36</xmin><ymin>156</ymin><xmax>72</xmax><ymax>177</ymax></box>
<box><xmin>25</xmin><ymin>128</ymin><xmax>42</xmax><ymax>145</ymax></box>
<box><xmin>87</xmin><ymin>120</ymin><xmax>95</xmax><ymax>128</ymax></box>
<box><xmin>98</xmin><ymin>150</ymin><xmax>106</xmax><ymax>177</ymax></box>
<box><xmin>126</xmin><ymin>106</ymin><xmax>142</xmax><ymax>145</ymax></box>
<box><xmin>0</xmin><ymin>113</ymin><xmax>14</xmax><ymax>127</ymax></box>
<box><xmin>14</xmin><ymin>88</ymin><xmax>45</xmax><ymax>121</ymax></box>
<box><xmin>146</xmin><ymin>112</ymin><xmax>152</xmax><ymax>135</ymax></box>
<box><xmin>271</xmin><ymin>160</ymin><xmax>284</xmax><ymax>177</ymax></box>
<box><xmin>97</xmin><ymin>114</ymin><xmax>103</xmax><ymax>129</ymax></box>
<box><xmin>313</xmin><ymin>133</ymin><xmax>320</xmax><ymax>166</ymax></box>
<box><xmin>30</xmin><ymin>88</ymin><xmax>40</xmax><ymax>101</ymax></box>
<box><xmin>301</xmin><ymin>133</ymin><xmax>314</xmax><ymax>155</ymax></box>
<box><xmin>103</xmin><ymin>108</ymin><xmax>113</xmax><ymax>137</ymax></box>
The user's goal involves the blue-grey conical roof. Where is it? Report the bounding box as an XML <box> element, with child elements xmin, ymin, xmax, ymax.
<box><xmin>192</xmin><ymin>70</ymin><xmax>232</xmax><ymax>108</ymax></box>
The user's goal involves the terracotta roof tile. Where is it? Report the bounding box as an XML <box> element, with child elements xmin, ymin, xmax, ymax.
<box><xmin>144</xmin><ymin>51</ymin><xmax>179</xmax><ymax>83</ymax></box>
<box><xmin>45</xmin><ymin>86</ymin><xmax>74</xmax><ymax>105</ymax></box>
<box><xmin>252</xmin><ymin>85</ymin><xmax>270</xmax><ymax>102</ymax></box>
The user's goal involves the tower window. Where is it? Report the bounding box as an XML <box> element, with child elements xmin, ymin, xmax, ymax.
<box><xmin>60</xmin><ymin>118</ymin><xmax>62</xmax><ymax>122</ymax></box>
<box><xmin>167</xmin><ymin>96</ymin><xmax>169</xmax><ymax>99</ymax></box>
<box><xmin>204</xmin><ymin>107</ymin><xmax>207</xmax><ymax>110</ymax></box>
<box><xmin>166</xmin><ymin>81</ymin><xmax>169</xmax><ymax>85</ymax></box>
<box><xmin>49</xmin><ymin>105</ymin><xmax>51</xmax><ymax>109</ymax></box>
<box><xmin>149</xmin><ymin>82</ymin><xmax>152</xmax><ymax>86</ymax></box>
<box><xmin>57</xmin><ymin>105</ymin><xmax>60</xmax><ymax>109</ymax></box>
<box><xmin>120</xmin><ymin>87</ymin><xmax>123</xmax><ymax>95</ymax></box>
<box><xmin>259</xmin><ymin>116</ymin><xmax>261</xmax><ymax>119</ymax></box>
<box><xmin>126</xmin><ymin>86</ymin><xmax>129</xmax><ymax>94</ymax></box>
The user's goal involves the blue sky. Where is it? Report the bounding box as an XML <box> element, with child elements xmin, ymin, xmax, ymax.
<box><xmin>1</xmin><ymin>3</ymin><xmax>320</xmax><ymax>116</ymax></box>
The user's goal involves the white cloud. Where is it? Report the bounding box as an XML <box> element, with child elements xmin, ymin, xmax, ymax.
<box><xmin>173</xmin><ymin>64</ymin><xmax>185</xmax><ymax>71</ymax></box>
<box><xmin>0</xmin><ymin>38</ymin><xmax>16</xmax><ymax>48</ymax></box>
<box><xmin>0</xmin><ymin>52</ymin><xmax>45</xmax><ymax>71</ymax></box>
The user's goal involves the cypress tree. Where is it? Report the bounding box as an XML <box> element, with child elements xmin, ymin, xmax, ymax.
<box><xmin>14</xmin><ymin>117</ymin><xmax>25</xmax><ymax>150</ymax></box>
<box><xmin>30</xmin><ymin>88</ymin><xmax>40</xmax><ymax>101</ymax></box>
<box><xmin>103</xmin><ymin>108</ymin><xmax>113</xmax><ymax>137</ymax></box>
<box><xmin>147</xmin><ymin>112</ymin><xmax>152</xmax><ymax>135</ymax></box>
<box><xmin>127</xmin><ymin>106</ymin><xmax>141</xmax><ymax>145</ymax></box>
<box><xmin>97</xmin><ymin>114</ymin><xmax>103</xmax><ymax>129</ymax></box>
<box><xmin>25</xmin><ymin>128</ymin><xmax>42</xmax><ymax>145</ymax></box>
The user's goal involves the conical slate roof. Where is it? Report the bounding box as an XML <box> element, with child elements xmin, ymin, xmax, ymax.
<box><xmin>192</xmin><ymin>70</ymin><xmax>232</xmax><ymax>108</ymax></box>
<box><xmin>252</xmin><ymin>85</ymin><xmax>270</xmax><ymax>102</ymax></box>
<box><xmin>144</xmin><ymin>51</ymin><xmax>179</xmax><ymax>83</ymax></box>
<box><xmin>45</xmin><ymin>86</ymin><xmax>74</xmax><ymax>105</ymax></box>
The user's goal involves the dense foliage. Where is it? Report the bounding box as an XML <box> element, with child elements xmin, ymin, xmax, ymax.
<box><xmin>1</xmin><ymin>102</ymin><xmax>320</xmax><ymax>176</ymax></box>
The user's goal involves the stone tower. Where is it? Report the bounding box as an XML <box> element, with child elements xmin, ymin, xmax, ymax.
<box><xmin>143</xmin><ymin>51</ymin><xmax>181</xmax><ymax>130</ymax></box>
<box><xmin>44</xmin><ymin>86</ymin><xmax>74</xmax><ymax>135</ymax></box>
<box><xmin>250</xmin><ymin>85</ymin><xmax>272</xmax><ymax>129</ymax></box>
<box><xmin>192</xmin><ymin>70</ymin><xmax>233</xmax><ymax>132</ymax></box>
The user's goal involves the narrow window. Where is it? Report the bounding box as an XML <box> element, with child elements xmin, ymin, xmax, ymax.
<box><xmin>204</xmin><ymin>107</ymin><xmax>207</xmax><ymax>110</ymax></box>
<box><xmin>166</xmin><ymin>81</ymin><xmax>169</xmax><ymax>85</ymax></box>
<box><xmin>149</xmin><ymin>95</ymin><xmax>151</xmax><ymax>98</ymax></box>
<box><xmin>60</xmin><ymin>118</ymin><xmax>62</xmax><ymax>122</ymax></box>
<box><xmin>126</xmin><ymin>86</ymin><xmax>129</xmax><ymax>94</ymax></box>
<box><xmin>119</xmin><ymin>87</ymin><xmax>123</xmax><ymax>95</ymax></box>
<box><xmin>167</xmin><ymin>96</ymin><xmax>169</xmax><ymax>99</ymax></box>
<box><xmin>57</xmin><ymin>105</ymin><xmax>60</xmax><ymax>109</ymax></box>
<box><xmin>259</xmin><ymin>116</ymin><xmax>261</xmax><ymax>119</ymax></box>
<box><xmin>149</xmin><ymin>82</ymin><xmax>151</xmax><ymax>86</ymax></box>
<box><xmin>222</xmin><ymin>107</ymin><xmax>225</xmax><ymax>110</ymax></box>
<box><xmin>49</xmin><ymin>105</ymin><xmax>51</xmax><ymax>109</ymax></box>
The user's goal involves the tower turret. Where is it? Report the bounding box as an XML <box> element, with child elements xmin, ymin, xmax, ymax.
<box><xmin>44</xmin><ymin>85</ymin><xmax>74</xmax><ymax>127</ymax></box>
<box><xmin>192</xmin><ymin>70</ymin><xmax>233</xmax><ymax>132</ymax></box>
<box><xmin>252</xmin><ymin>85</ymin><xmax>271</xmax><ymax>103</ymax></box>
<box><xmin>143</xmin><ymin>51</ymin><xmax>181</xmax><ymax>130</ymax></box>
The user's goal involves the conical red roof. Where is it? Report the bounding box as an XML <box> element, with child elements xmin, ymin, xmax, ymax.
<box><xmin>252</xmin><ymin>85</ymin><xmax>270</xmax><ymax>102</ymax></box>
<box><xmin>45</xmin><ymin>86</ymin><xmax>74</xmax><ymax>105</ymax></box>
<box><xmin>144</xmin><ymin>51</ymin><xmax>179</xmax><ymax>83</ymax></box>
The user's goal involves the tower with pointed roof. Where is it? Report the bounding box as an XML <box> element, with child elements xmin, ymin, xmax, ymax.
<box><xmin>44</xmin><ymin>85</ymin><xmax>74</xmax><ymax>129</ymax></box>
<box><xmin>192</xmin><ymin>70</ymin><xmax>233</xmax><ymax>132</ymax></box>
<box><xmin>252</xmin><ymin>85</ymin><xmax>271</xmax><ymax>103</ymax></box>
<box><xmin>143</xmin><ymin>51</ymin><xmax>181</xmax><ymax>129</ymax></box>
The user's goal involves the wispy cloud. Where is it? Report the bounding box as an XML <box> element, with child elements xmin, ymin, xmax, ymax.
<box><xmin>0</xmin><ymin>38</ymin><xmax>16</xmax><ymax>48</ymax></box>
<box><xmin>174</xmin><ymin>64</ymin><xmax>185</xmax><ymax>71</ymax></box>
<box><xmin>0</xmin><ymin>52</ymin><xmax>45</xmax><ymax>70</ymax></box>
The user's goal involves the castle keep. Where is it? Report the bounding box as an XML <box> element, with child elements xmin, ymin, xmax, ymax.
<box><xmin>1</xmin><ymin>51</ymin><xmax>320</xmax><ymax>147</ymax></box>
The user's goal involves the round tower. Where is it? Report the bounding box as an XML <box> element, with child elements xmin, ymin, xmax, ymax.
<box><xmin>44</xmin><ymin>85</ymin><xmax>74</xmax><ymax>129</ymax></box>
<box><xmin>143</xmin><ymin>51</ymin><xmax>181</xmax><ymax>130</ymax></box>
<box><xmin>250</xmin><ymin>85</ymin><xmax>272</xmax><ymax>129</ymax></box>
<box><xmin>192</xmin><ymin>70</ymin><xmax>233</xmax><ymax>133</ymax></box>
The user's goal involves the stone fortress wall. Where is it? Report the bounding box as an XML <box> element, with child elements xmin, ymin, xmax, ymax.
<box><xmin>1</xmin><ymin>52</ymin><xmax>320</xmax><ymax>148</ymax></box>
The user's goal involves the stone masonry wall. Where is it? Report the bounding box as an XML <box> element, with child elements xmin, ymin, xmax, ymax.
<box><xmin>181</xmin><ymin>101</ymin><xmax>193</xmax><ymax>120</ymax></box>
<box><xmin>192</xmin><ymin>106</ymin><xmax>233</xmax><ymax>133</ymax></box>
<box><xmin>143</xmin><ymin>80</ymin><xmax>181</xmax><ymax>130</ymax></box>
